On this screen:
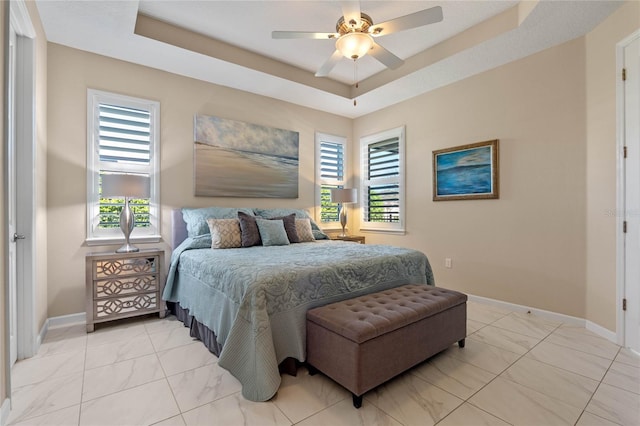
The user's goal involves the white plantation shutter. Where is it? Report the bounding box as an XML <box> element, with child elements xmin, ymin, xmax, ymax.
<box><xmin>98</xmin><ymin>104</ymin><xmax>152</xmax><ymax>229</ymax></box>
<box><xmin>98</xmin><ymin>104</ymin><xmax>151</xmax><ymax>165</ymax></box>
<box><xmin>87</xmin><ymin>90</ymin><xmax>160</xmax><ymax>243</ymax></box>
<box><xmin>320</xmin><ymin>141</ymin><xmax>344</xmax><ymax>181</ymax></box>
<box><xmin>365</xmin><ymin>137</ymin><xmax>400</xmax><ymax>222</ymax></box>
<box><xmin>316</xmin><ymin>133</ymin><xmax>347</xmax><ymax>224</ymax></box>
<box><xmin>361</xmin><ymin>127</ymin><xmax>405</xmax><ymax>233</ymax></box>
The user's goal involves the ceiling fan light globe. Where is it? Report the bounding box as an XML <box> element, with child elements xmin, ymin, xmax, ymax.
<box><xmin>336</xmin><ymin>32</ymin><xmax>373</xmax><ymax>60</ymax></box>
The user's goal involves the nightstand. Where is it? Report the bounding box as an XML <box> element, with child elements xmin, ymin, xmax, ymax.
<box><xmin>85</xmin><ymin>249</ymin><xmax>166</xmax><ymax>332</ymax></box>
<box><xmin>331</xmin><ymin>235</ymin><xmax>365</xmax><ymax>244</ymax></box>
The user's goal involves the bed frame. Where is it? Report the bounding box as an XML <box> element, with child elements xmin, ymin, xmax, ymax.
<box><xmin>171</xmin><ymin>208</ymin><xmax>188</xmax><ymax>250</ymax></box>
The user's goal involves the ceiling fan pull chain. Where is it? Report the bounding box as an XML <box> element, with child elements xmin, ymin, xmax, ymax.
<box><xmin>354</xmin><ymin>59</ymin><xmax>358</xmax><ymax>106</ymax></box>
<box><xmin>354</xmin><ymin>59</ymin><xmax>358</xmax><ymax>87</ymax></box>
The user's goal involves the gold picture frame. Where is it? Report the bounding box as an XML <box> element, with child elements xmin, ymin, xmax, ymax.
<box><xmin>432</xmin><ymin>139</ymin><xmax>499</xmax><ymax>201</ymax></box>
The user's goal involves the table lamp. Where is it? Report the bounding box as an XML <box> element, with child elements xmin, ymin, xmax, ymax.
<box><xmin>101</xmin><ymin>173</ymin><xmax>150</xmax><ymax>253</ymax></box>
<box><xmin>330</xmin><ymin>188</ymin><xmax>358</xmax><ymax>237</ymax></box>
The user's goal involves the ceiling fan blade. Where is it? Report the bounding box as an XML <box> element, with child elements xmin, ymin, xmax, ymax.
<box><xmin>369</xmin><ymin>42</ymin><xmax>404</xmax><ymax>69</ymax></box>
<box><xmin>315</xmin><ymin>49</ymin><xmax>343</xmax><ymax>77</ymax></box>
<box><xmin>341</xmin><ymin>1</ymin><xmax>362</xmax><ymax>27</ymax></box>
<box><xmin>370</xmin><ymin>6</ymin><xmax>443</xmax><ymax>36</ymax></box>
<box><xmin>272</xmin><ymin>31</ymin><xmax>338</xmax><ymax>40</ymax></box>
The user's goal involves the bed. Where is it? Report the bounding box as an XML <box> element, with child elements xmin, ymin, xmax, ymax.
<box><xmin>162</xmin><ymin>207</ymin><xmax>434</xmax><ymax>402</ymax></box>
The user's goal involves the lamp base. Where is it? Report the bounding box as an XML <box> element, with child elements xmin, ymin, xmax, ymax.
<box><xmin>116</xmin><ymin>197</ymin><xmax>139</xmax><ymax>253</ymax></box>
<box><xmin>116</xmin><ymin>243</ymin><xmax>140</xmax><ymax>253</ymax></box>
<box><xmin>339</xmin><ymin>204</ymin><xmax>348</xmax><ymax>237</ymax></box>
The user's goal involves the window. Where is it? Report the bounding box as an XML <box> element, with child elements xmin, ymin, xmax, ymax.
<box><xmin>315</xmin><ymin>133</ymin><xmax>347</xmax><ymax>225</ymax></box>
<box><xmin>86</xmin><ymin>89</ymin><xmax>160</xmax><ymax>244</ymax></box>
<box><xmin>360</xmin><ymin>126</ymin><xmax>405</xmax><ymax>233</ymax></box>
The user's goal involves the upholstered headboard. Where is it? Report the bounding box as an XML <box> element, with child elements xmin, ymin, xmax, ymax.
<box><xmin>171</xmin><ymin>208</ymin><xmax>188</xmax><ymax>250</ymax></box>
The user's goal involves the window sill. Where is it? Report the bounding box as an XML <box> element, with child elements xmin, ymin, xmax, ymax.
<box><xmin>320</xmin><ymin>225</ymin><xmax>344</xmax><ymax>232</ymax></box>
<box><xmin>358</xmin><ymin>227</ymin><xmax>406</xmax><ymax>236</ymax></box>
<box><xmin>86</xmin><ymin>235</ymin><xmax>162</xmax><ymax>247</ymax></box>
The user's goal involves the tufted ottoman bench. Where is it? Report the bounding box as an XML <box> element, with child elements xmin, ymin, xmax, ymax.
<box><xmin>306</xmin><ymin>284</ymin><xmax>467</xmax><ymax>408</ymax></box>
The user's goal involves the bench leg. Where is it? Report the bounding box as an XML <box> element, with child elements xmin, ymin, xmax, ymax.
<box><xmin>307</xmin><ymin>364</ymin><xmax>319</xmax><ymax>376</ymax></box>
<box><xmin>278</xmin><ymin>358</ymin><xmax>298</xmax><ymax>377</ymax></box>
<box><xmin>352</xmin><ymin>394</ymin><xmax>362</xmax><ymax>409</ymax></box>
<box><xmin>458</xmin><ymin>338</ymin><xmax>465</xmax><ymax>348</ymax></box>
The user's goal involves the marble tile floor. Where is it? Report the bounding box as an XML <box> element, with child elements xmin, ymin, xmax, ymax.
<box><xmin>7</xmin><ymin>301</ymin><xmax>640</xmax><ymax>426</ymax></box>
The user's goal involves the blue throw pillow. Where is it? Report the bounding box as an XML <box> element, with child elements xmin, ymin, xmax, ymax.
<box><xmin>267</xmin><ymin>213</ymin><xmax>299</xmax><ymax>243</ymax></box>
<box><xmin>255</xmin><ymin>218</ymin><xmax>290</xmax><ymax>246</ymax></box>
<box><xmin>253</xmin><ymin>208</ymin><xmax>328</xmax><ymax>239</ymax></box>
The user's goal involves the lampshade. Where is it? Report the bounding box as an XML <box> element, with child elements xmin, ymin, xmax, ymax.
<box><xmin>102</xmin><ymin>173</ymin><xmax>150</xmax><ymax>198</ymax></box>
<box><xmin>330</xmin><ymin>188</ymin><xmax>358</xmax><ymax>204</ymax></box>
<box><xmin>335</xmin><ymin>32</ymin><xmax>373</xmax><ymax>60</ymax></box>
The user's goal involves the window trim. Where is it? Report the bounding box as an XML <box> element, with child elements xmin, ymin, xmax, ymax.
<box><xmin>359</xmin><ymin>126</ymin><xmax>405</xmax><ymax>234</ymax></box>
<box><xmin>315</xmin><ymin>132</ymin><xmax>348</xmax><ymax>229</ymax></box>
<box><xmin>86</xmin><ymin>89</ymin><xmax>161</xmax><ymax>245</ymax></box>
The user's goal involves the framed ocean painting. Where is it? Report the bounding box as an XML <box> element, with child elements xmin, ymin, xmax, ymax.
<box><xmin>432</xmin><ymin>139</ymin><xmax>499</xmax><ymax>201</ymax></box>
<box><xmin>194</xmin><ymin>114</ymin><xmax>299</xmax><ymax>198</ymax></box>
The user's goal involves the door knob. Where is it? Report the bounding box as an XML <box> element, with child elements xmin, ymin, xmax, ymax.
<box><xmin>12</xmin><ymin>233</ymin><xmax>26</xmax><ymax>242</ymax></box>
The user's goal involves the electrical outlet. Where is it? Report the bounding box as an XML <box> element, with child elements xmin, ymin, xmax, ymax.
<box><xmin>445</xmin><ymin>258</ymin><xmax>452</xmax><ymax>269</ymax></box>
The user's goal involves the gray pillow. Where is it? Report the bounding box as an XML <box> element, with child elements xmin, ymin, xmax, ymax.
<box><xmin>238</xmin><ymin>211</ymin><xmax>262</xmax><ymax>247</ymax></box>
<box><xmin>182</xmin><ymin>207</ymin><xmax>254</xmax><ymax>237</ymax></box>
<box><xmin>269</xmin><ymin>213</ymin><xmax>299</xmax><ymax>243</ymax></box>
<box><xmin>253</xmin><ymin>208</ymin><xmax>329</xmax><ymax>233</ymax></box>
<box><xmin>312</xmin><ymin>229</ymin><xmax>329</xmax><ymax>240</ymax></box>
<box><xmin>255</xmin><ymin>218</ymin><xmax>290</xmax><ymax>246</ymax></box>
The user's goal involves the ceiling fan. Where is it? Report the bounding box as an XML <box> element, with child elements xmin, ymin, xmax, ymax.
<box><xmin>272</xmin><ymin>2</ymin><xmax>443</xmax><ymax>77</ymax></box>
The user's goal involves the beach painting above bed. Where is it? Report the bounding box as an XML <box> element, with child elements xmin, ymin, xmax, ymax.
<box><xmin>194</xmin><ymin>114</ymin><xmax>299</xmax><ymax>198</ymax></box>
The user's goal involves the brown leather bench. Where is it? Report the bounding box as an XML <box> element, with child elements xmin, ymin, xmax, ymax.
<box><xmin>306</xmin><ymin>284</ymin><xmax>467</xmax><ymax>408</ymax></box>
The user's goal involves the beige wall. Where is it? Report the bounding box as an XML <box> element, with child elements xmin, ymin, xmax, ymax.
<box><xmin>43</xmin><ymin>3</ymin><xmax>639</xmax><ymax>330</ymax></box>
<box><xmin>354</xmin><ymin>37</ymin><xmax>588</xmax><ymax>319</ymax></box>
<box><xmin>46</xmin><ymin>43</ymin><xmax>351</xmax><ymax>317</ymax></box>
<box><xmin>585</xmin><ymin>1</ymin><xmax>640</xmax><ymax>331</ymax></box>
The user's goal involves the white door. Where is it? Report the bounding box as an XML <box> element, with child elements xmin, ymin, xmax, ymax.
<box><xmin>624</xmin><ymin>35</ymin><xmax>640</xmax><ymax>353</ymax></box>
<box><xmin>8</xmin><ymin>0</ymin><xmax>37</xmax><ymax>366</ymax></box>
<box><xmin>8</xmin><ymin>23</ymin><xmax>18</xmax><ymax>367</ymax></box>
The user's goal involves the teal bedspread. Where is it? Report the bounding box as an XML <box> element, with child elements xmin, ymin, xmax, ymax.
<box><xmin>163</xmin><ymin>238</ymin><xmax>434</xmax><ymax>401</ymax></box>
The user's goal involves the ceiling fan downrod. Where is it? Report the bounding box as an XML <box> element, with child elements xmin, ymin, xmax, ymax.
<box><xmin>336</xmin><ymin>13</ymin><xmax>373</xmax><ymax>36</ymax></box>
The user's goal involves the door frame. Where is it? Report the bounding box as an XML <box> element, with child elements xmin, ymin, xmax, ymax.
<box><xmin>12</xmin><ymin>0</ymin><xmax>37</xmax><ymax>360</ymax></box>
<box><xmin>5</xmin><ymin>0</ymin><xmax>36</xmax><ymax>374</ymax></box>
<box><xmin>616</xmin><ymin>30</ymin><xmax>640</xmax><ymax>349</ymax></box>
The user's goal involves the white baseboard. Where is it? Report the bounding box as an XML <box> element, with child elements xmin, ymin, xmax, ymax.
<box><xmin>1</xmin><ymin>398</ymin><xmax>11</xmax><ymax>426</ymax></box>
<box><xmin>586</xmin><ymin>320</ymin><xmax>618</xmax><ymax>343</ymax></box>
<box><xmin>467</xmin><ymin>294</ymin><xmax>617</xmax><ymax>343</ymax></box>
<box><xmin>38</xmin><ymin>312</ymin><xmax>86</xmax><ymax>347</ymax></box>
<box><xmin>46</xmin><ymin>312</ymin><xmax>86</xmax><ymax>330</ymax></box>
<box><xmin>42</xmin><ymin>301</ymin><xmax>620</xmax><ymax>346</ymax></box>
